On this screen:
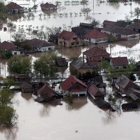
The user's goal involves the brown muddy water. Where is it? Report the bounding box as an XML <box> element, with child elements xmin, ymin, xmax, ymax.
<box><xmin>1</xmin><ymin>0</ymin><xmax>140</xmax><ymax>139</ymax></box>
<box><xmin>1</xmin><ymin>92</ymin><xmax>140</xmax><ymax>140</ymax></box>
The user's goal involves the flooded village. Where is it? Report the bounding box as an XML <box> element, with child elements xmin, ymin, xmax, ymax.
<box><xmin>1</xmin><ymin>0</ymin><xmax>140</xmax><ymax>139</ymax></box>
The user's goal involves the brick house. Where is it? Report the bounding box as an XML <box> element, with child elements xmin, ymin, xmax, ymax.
<box><xmin>84</xmin><ymin>29</ymin><xmax>108</xmax><ymax>44</ymax></box>
<box><xmin>60</xmin><ymin>76</ymin><xmax>87</xmax><ymax>97</ymax></box>
<box><xmin>83</xmin><ymin>46</ymin><xmax>110</xmax><ymax>63</ymax></box>
<box><xmin>58</xmin><ymin>30</ymin><xmax>81</xmax><ymax>47</ymax></box>
<box><xmin>6</xmin><ymin>2</ymin><xmax>24</xmax><ymax>14</ymax></box>
<box><xmin>110</xmin><ymin>57</ymin><xmax>128</xmax><ymax>68</ymax></box>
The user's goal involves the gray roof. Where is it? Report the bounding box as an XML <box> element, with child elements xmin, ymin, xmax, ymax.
<box><xmin>102</xmin><ymin>25</ymin><xmax>138</xmax><ymax>35</ymax></box>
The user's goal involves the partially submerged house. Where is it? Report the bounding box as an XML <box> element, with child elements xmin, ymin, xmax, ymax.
<box><xmin>20</xmin><ymin>82</ymin><xmax>32</xmax><ymax>93</ymax></box>
<box><xmin>40</xmin><ymin>2</ymin><xmax>57</xmax><ymax>11</ymax></box>
<box><xmin>0</xmin><ymin>41</ymin><xmax>24</xmax><ymax>55</ymax></box>
<box><xmin>24</xmin><ymin>38</ymin><xmax>55</xmax><ymax>52</ymax></box>
<box><xmin>88</xmin><ymin>83</ymin><xmax>105</xmax><ymax>99</ymax></box>
<box><xmin>58</xmin><ymin>30</ymin><xmax>81</xmax><ymax>47</ymax></box>
<box><xmin>84</xmin><ymin>29</ymin><xmax>108</xmax><ymax>44</ymax></box>
<box><xmin>37</xmin><ymin>83</ymin><xmax>56</xmax><ymax>102</ymax></box>
<box><xmin>101</xmin><ymin>25</ymin><xmax>139</xmax><ymax>40</ymax></box>
<box><xmin>55</xmin><ymin>57</ymin><xmax>68</xmax><ymax>67</ymax></box>
<box><xmin>70</xmin><ymin>58</ymin><xmax>93</xmax><ymax>75</ymax></box>
<box><xmin>83</xmin><ymin>46</ymin><xmax>110</xmax><ymax>63</ymax></box>
<box><xmin>113</xmin><ymin>75</ymin><xmax>140</xmax><ymax>100</ymax></box>
<box><xmin>102</xmin><ymin>20</ymin><xmax>115</xmax><ymax>27</ymax></box>
<box><xmin>110</xmin><ymin>57</ymin><xmax>128</xmax><ymax>68</ymax></box>
<box><xmin>127</xmin><ymin>22</ymin><xmax>140</xmax><ymax>33</ymax></box>
<box><xmin>60</xmin><ymin>76</ymin><xmax>87</xmax><ymax>97</ymax></box>
<box><xmin>6</xmin><ymin>2</ymin><xmax>24</xmax><ymax>14</ymax></box>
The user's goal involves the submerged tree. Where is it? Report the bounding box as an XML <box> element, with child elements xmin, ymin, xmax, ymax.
<box><xmin>7</xmin><ymin>55</ymin><xmax>31</xmax><ymax>74</ymax></box>
<box><xmin>134</xmin><ymin>7</ymin><xmax>140</xmax><ymax>20</ymax></box>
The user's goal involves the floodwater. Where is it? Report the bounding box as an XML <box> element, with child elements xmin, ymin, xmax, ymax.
<box><xmin>1</xmin><ymin>0</ymin><xmax>140</xmax><ymax>140</ymax></box>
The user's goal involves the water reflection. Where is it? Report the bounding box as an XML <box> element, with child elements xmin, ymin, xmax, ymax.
<box><xmin>21</xmin><ymin>93</ymin><xmax>32</xmax><ymax>101</ymax></box>
<box><xmin>102</xmin><ymin>110</ymin><xmax>117</xmax><ymax>125</ymax></box>
<box><xmin>0</xmin><ymin>126</ymin><xmax>18</xmax><ymax>140</ymax></box>
<box><xmin>65</xmin><ymin>97</ymin><xmax>88</xmax><ymax>111</ymax></box>
<box><xmin>39</xmin><ymin>103</ymin><xmax>51</xmax><ymax>117</ymax></box>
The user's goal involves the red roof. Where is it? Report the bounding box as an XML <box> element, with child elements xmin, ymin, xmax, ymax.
<box><xmin>60</xmin><ymin>76</ymin><xmax>87</xmax><ymax>91</ymax></box>
<box><xmin>37</xmin><ymin>83</ymin><xmax>55</xmax><ymax>98</ymax></box>
<box><xmin>84</xmin><ymin>29</ymin><xmax>108</xmax><ymax>39</ymax></box>
<box><xmin>0</xmin><ymin>41</ymin><xmax>17</xmax><ymax>50</ymax></box>
<box><xmin>88</xmin><ymin>84</ymin><xmax>105</xmax><ymax>97</ymax></box>
<box><xmin>83</xmin><ymin>46</ymin><xmax>110</xmax><ymax>57</ymax></box>
<box><xmin>58</xmin><ymin>30</ymin><xmax>76</xmax><ymax>41</ymax></box>
<box><xmin>6</xmin><ymin>2</ymin><xmax>23</xmax><ymax>10</ymax></box>
<box><xmin>111</xmin><ymin>57</ymin><xmax>128</xmax><ymax>66</ymax></box>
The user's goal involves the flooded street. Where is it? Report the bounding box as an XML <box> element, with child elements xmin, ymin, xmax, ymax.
<box><xmin>1</xmin><ymin>0</ymin><xmax>140</xmax><ymax>139</ymax></box>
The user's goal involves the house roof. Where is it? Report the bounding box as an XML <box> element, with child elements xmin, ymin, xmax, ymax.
<box><xmin>94</xmin><ymin>98</ymin><xmax>110</xmax><ymax>109</ymax></box>
<box><xmin>24</xmin><ymin>38</ymin><xmax>52</xmax><ymax>48</ymax></box>
<box><xmin>20</xmin><ymin>82</ymin><xmax>32</xmax><ymax>89</ymax></box>
<box><xmin>6</xmin><ymin>2</ymin><xmax>23</xmax><ymax>10</ymax></box>
<box><xmin>70</xmin><ymin>58</ymin><xmax>92</xmax><ymax>69</ymax></box>
<box><xmin>88</xmin><ymin>84</ymin><xmax>105</xmax><ymax>97</ymax></box>
<box><xmin>58</xmin><ymin>30</ymin><xmax>76</xmax><ymax>41</ymax></box>
<box><xmin>0</xmin><ymin>41</ymin><xmax>17</xmax><ymax>50</ymax></box>
<box><xmin>60</xmin><ymin>75</ymin><xmax>87</xmax><ymax>91</ymax></box>
<box><xmin>127</xmin><ymin>22</ymin><xmax>140</xmax><ymax>30</ymax></box>
<box><xmin>115</xmin><ymin>21</ymin><xmax>130</xmax><ymax>27</ymax></box>
<box><xmin>37</xmin><ymin>83</ymin><xmax>55</xmax><ymax>98</ymax></box>
<box><xmin>103</xmin><ymin>20</ymin><xmax>116</xmax><ymax>26</ymax></box>
<box><xmin>111</xmin><ymin>57</ymin><xmax>128</xmax><ymax>66</ymax></box>
<box><xmin>56</xmin><ymin>57</ymin><xmax>67</xmax><ymax>66</ymax></box>
<box><xmin>80</xmin><ymin>22</ymin><xmax>94</xmax><ymax>29</ymax></box>
<box><xmin>41</xmin><ymin>2</ymin><xmax>57</xmax><ymax>8</ymax></box>
<box><xmin>84</xmin><ymin>29</ymin><xmax>108</xmax><ymax>39</ymax></box>
<box><xmin>72</xmin><ymin>26</ymin><xmax>91</xmax><ymax>37</ymax></box>
<box><xmin>83</xmin><ymin>46</ymin><xmax>110</xmax><ymax>57</ymax></box>
<box><xmin>102</xmin><ymin>25</ymin><xmax>138</xmax><ymax>35</ymax></box>
<box><xmin>116</xmin><ymin>75</ymin><xmax>140</xmax><ymax>90</ymax></box>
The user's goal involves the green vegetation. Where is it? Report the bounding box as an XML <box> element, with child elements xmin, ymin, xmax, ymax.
<box><xmin>134</xmin><ymin>7</ymin><xmax>140</xmax><ymax>20</ymax></box>
<box><xmin>0</xmin><ymin>88</ymin><xmax>17</xmax><ymax>127</ymax></box>
<box><xmin>33</xmin><ymin>54</ymin><xmax>58</xmax><ymax>78</ymax></box>
<box><xmin>7</xmin><ymin>55</ymin><xmax>31</xmax><ymax>74</ymax></box>
<box><xmin>0</xmin><ymin>2</ymin><xmax>7</xmax><ymax>20</ymax></box>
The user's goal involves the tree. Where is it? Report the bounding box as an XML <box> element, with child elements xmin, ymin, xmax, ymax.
<box><xmin>7</xmin><ymin>55</ymin><xmax>31</xmax><ymax>74</ymax></box>
<box><xmin>81</xmin><ymin>8</ymin><xmax>91</xmax><ymax>17</ymax></box>
<box><xmin>0</xmin><ymin>89</ymin><xmax>12</xmax><ymax>105</ymax></box>
<box><xmin>0</xmin><ymin>105</ymin><xmax>17</xmax><ymax>126</ymax></box>
<box><xmin>0</xmin><ymin>2</ymin><xmax>7</xmax><ymax>20</ymax></box>
<box><xmin>21</xmin><ymin>43</ymin><xmax>32</xmax><ymax>54</ymax></box>
<box><xmin>91</xmin><ymin>18</ymin><xmax>100</xmax><ymax>28</ymax></box>
<box><xmin>99</xmin><ymin>60</ymin><xmax>110</xmax><ymax>72</ymax></box>
<box><xmin>33</xmin><ymin>55</ymin><xmax>58</xmax><ymax>78</ymax></box>
<box><xmin>134</xmin><ymin>7</ymin><xmax>140</xmax><ymax>20</ymax></box>
<box><xmin>80</xmin><ymin>0</ymin><xmax>88</xmax><ymax>6</ymax></box>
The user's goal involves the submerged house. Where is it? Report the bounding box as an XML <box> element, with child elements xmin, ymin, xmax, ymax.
<box><xmin>55</xmin><ymin>57</ymin><xmax>68</xmax><ymax>67</ymax></box>
<box><xmin>37</xmin><ymin>83</ymin><xmax>56</xmax><ymax>102</ymax></box>
<box><xmin>101</xmin><ymin>25</ymin><xmax>139</xmax><ymax>40</ymax></box>
<box><xmin>70</xmin><ymin>58</ymin><xmax>93</xmax><ymax>76</ymax></box>
<box><xmin>113</xmin><ymin>75</ymin><xmax>140</xmax><ymax>100</ymax></box>
<box><xmin>40</xmin><ymin>2</ymin><xmax>57</xmax><ymax>11</ymax></box>
<box><xmin>60</xmin><ymin>76</ymin><xmax>87</xmax><ymax>97</ymax></box>
<box><xmin>0</xmin><ymin>41</ymin><xmax>24</xmax><ymax>55</ymax></box>
<box><xmin>24</xmin><ymin>38</ymin><xmax>55</xmax><ymax>52</ymax></box>
<box><xmin>20</xmin><ymin>82</ymin><xmax>32</xmax><ymax>93</ymax></box>
<box><xmin>6</xmin><ymin>2</ymin><xmax>24</xmax><ymax>14</ymax></box>
<box><xmin>88</xmin><ymin>83</ymin><xmax>105</xmax><ymax>99</ymax></box>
